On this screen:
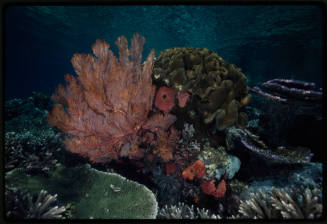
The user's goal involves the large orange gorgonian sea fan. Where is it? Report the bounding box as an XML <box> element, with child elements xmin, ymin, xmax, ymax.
<box><xmin>48</xmin><ymin>33</ymin><xmax>176</xmax><ymax>163</ymax></box>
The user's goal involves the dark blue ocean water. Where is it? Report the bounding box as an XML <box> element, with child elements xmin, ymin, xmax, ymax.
<box><xmin>5</xmin><ymin>5</ymin><xmax>323</xmax><ymax>100</ymax></box>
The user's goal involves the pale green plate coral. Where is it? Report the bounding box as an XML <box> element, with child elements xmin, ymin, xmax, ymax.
<box><xmin>5</xmin><ymin>164</ymin><xmax>158</xmax><ymax>219</ymax></box>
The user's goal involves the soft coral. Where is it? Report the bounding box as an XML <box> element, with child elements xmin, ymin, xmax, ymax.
<box><xmin>182</xmin><ymin>160</ymin><xmax>206</xmax><ymax>180</ymax></box>
<box><xmin>48</xmin><ymin>33</ymin><xmax>177</xmax><ymax>163</ymax></box>
<box><xmin>201</xmin><ymin>179</ymin><xmax>226</xmax><ymax>198</ymax></box>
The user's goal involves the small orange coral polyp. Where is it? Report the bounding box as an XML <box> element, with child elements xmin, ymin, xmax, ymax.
<box><xmin>200</xmin><ymin>180</ymin><xmax>216</xmax><ymax>195</ymax></box>
<box><xmin>177</xmin><ymin>91</ymin><xmax>190</xmax><ymax>108</ymax></box>
<box><xmin>154</xmin><ymin>144</ymin><xmax>173</xmax><ymax>162</ymax></box>
<box><xmin>213</xmin><ymin>179</ymin><xmax>226</xmax><ymax>198</ymax></box>
<box><xmin>155</xmin><ymin>86</ymin><xmax>176</xmax><ymax>114</ymax></box>
<box><xmin>182</xmin><ymin>160</ymin><xmax>206</xmax><ymax>180</ymax></box>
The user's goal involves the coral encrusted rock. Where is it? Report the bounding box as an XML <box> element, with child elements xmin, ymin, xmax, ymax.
<box><xmin>153</xmin><ymin>47</ymin><xmax>251</xmax><ymax>131</ymax></box>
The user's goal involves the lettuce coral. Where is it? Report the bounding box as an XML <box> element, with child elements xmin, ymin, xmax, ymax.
<box><xmin>153</xmin><ymin>47</ymin><xmax>251</xmax><ymax>131</ymax></box>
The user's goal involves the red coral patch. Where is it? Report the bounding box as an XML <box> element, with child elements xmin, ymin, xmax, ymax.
<box><xmin>155</xmin><ymin>86</ymin><xmax>176</xmax><ymax>114</ymax></box>
<box><xmin>201</xmin><ymin>179</ymin><xmax>226</xmax><ymax>198</ymax></box>
<box><xmin>201</xmin><ymin>180</ymin><xmax>216</xmax><ymax>195</ymax></box>
<box><xmin>182</xmin><ymin>160</ymin><xmax>206</xmax><ymax>180</ymax></box>
<box><xmin>177</xmin><ymin>91</ymin><xmax>190</xmax><ymax>108</ymax></box>
<box><xmin>213</xmin><ymin>179</ymin><xmax>226</xmax><ymax>198</ymax></box>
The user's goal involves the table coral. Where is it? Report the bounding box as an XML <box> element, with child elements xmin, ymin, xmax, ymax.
<box><xmin>153</xmin><ymin>47</ymin><xmax>251</xmax><ymax>130</ymax></box>
<box><xmin>6</xmin><ymin>164</ymin><xmax>159</xmax><ymax>219</ymax></box>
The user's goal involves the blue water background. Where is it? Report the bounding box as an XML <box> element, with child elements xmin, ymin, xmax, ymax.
<box><xmin>4</xmin><ymin>5</ymin><xmax>323</xmax><ymax>100</ymax></box>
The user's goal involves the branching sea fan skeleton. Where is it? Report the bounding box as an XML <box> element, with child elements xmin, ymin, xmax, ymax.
<box><xmin>48</xmin><ymin>33</ymin><xmax>177</xmax><ymax>163</ymax></box>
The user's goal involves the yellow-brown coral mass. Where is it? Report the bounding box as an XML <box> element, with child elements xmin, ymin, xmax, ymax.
<box><xmin>153</xmin><ymin>47</ymin><xmax>251</xmax><ymax>131</ymax></box>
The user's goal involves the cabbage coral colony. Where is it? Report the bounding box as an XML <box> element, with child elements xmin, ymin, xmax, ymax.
<box><xmin>152</xmin><ymin>47</ymin><xmax>251</xmax><ymax>131</ymax></box>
